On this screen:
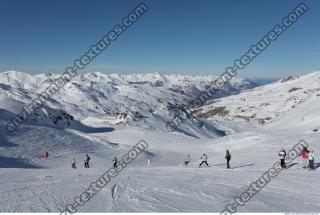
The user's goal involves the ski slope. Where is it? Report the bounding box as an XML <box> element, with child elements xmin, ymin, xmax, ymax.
<box><xmin>0</xmin><ymin>123</ymin><xmax>319</xmax><ymax>213</ymax></box>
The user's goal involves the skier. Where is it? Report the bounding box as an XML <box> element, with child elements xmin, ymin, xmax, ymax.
<box><xmin>71</xmin><ymin>158</ymin><xmax>76</xmax><ymax>169</ymax></box>
<box><xmin>308</xmin><ymin>150</ymin><xmax>315</xmax><ymax>170</ymax></box>
<box><xmin>225</xmin><ymin>150</ymin><xmax>231</xmax><ymax>169</ymax></box>
<box><xmin>199</xmin><ymin>153</ymin><xmax>209</xmax><ymax>167</ymax></box>
<box><xmin>147</xmin><ymin>158</ymin><xmax>151</xmax><ymax>166</ymax></box>
<box><xmin>184</xmin><ymin>154</ymin><xmax>191</xmax><ymax>166</ymax></box>
<box><xmin>84</xmin><ymin>154</ymin><xmax>90</xmax><ymax>168</ymax></box>
<box><xmin>113</xmin><ymin>156</ymin><xmax>118</xmax><ymax>168</ymax></box>
<box><xmin>299</xmin><ymin>147</ymin><xmax>309</xmax><ymax>168</ymax></box>
<box><xmin>278</xmin><ymin>148</ymin><xmax>287</xmax><ymax>168</ymax></box>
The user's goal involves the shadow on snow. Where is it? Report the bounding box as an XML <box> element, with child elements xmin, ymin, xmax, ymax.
<box><xmin>0</xmin><ymin>156</ymin><xmax>42</xmax><ymax>169</ymax></box>
<box><xmin>231</xmin><ymin>163</ymin><xmax>255</xmax><ymax>169</ymax></box>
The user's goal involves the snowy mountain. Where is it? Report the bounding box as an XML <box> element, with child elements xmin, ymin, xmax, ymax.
<box><xmin>0</xmin><ymin>70</ymin><xmax>256</xmax><ymax>137</ymax></box>
<box><xmin>196</xmin><ymin>71</ymin><xmax>320</xmax><ymax>129</ymax></box>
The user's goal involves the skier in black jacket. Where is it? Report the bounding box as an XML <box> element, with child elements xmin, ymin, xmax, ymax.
<box><xmin>225</xmin><ymin>150</ymin><xmax>231</xmax><ymax>169</ymax></box>
<box><xmin>71</xmin><ymin>158</ymin><xmax>76</xmax><ymax>169</ymax></box>
<box><xmin>84</xmin><ymin>154</ymin><xmax>90</xmax><ymax>168</ymax></box>
<box><xmin>113</xmin><ymin>156</ymin><xmax>118</xmax><ymax>168</ymax></box>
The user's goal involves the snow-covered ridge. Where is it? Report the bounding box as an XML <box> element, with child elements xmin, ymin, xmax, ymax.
<box><xmin>1</xmin><ymin>70</ymin><xmax>250</xmax><ymax>88</ymax></box>
<box><xmin>0</xmin><ymin>70</ymin><xmax>261</xmax><ymax>141</ymax></box>
<box><xmin>196</xmin><ymin>70</ymin><xmax>320</xmax><ymax>126</ymax></box>
<box><xmin>0</xmin><ymin>70</ymin><xmax>254</xmax><ymax>132</ymax></box>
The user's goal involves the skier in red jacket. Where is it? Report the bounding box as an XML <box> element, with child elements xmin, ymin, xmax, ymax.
<box><xmin>299</xmin><ymin>147</ymin><xmax>309</xmax><ymax>168</ymax></box>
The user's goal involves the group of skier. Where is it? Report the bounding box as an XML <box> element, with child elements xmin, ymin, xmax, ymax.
<box><xmin>71</xmin><ymin>155</ymin><xmax>120</xmax><ymax>169</ymax></box>
<box><xmin>71</xmin><ymin>154</ymin><xmax>91</xmax><ymax>169</ymax></box>
<box><xmin>278</xmin><ymin>146</ymin><xmax>315</xmax><ymax>170</ymax></box>
<box><xmin>183</xmin><ymin>146</ymin><xmax>316</xmax><ymax>170</ymax></box>
<box><xmin>184</xmin><ymin>150</ymin><xmax>232</xmax><ymax>169</ymax></box>
<box><xmin>70</xmin><ymin>147</ymin><xmax>316</xmax><ymax>171</ymax></box>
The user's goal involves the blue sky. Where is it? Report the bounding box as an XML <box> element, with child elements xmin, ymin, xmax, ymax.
<box><xmin>0</xmin><ymin>0</ymin><xmax>319</xmax><ymax>78</ymax></box>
